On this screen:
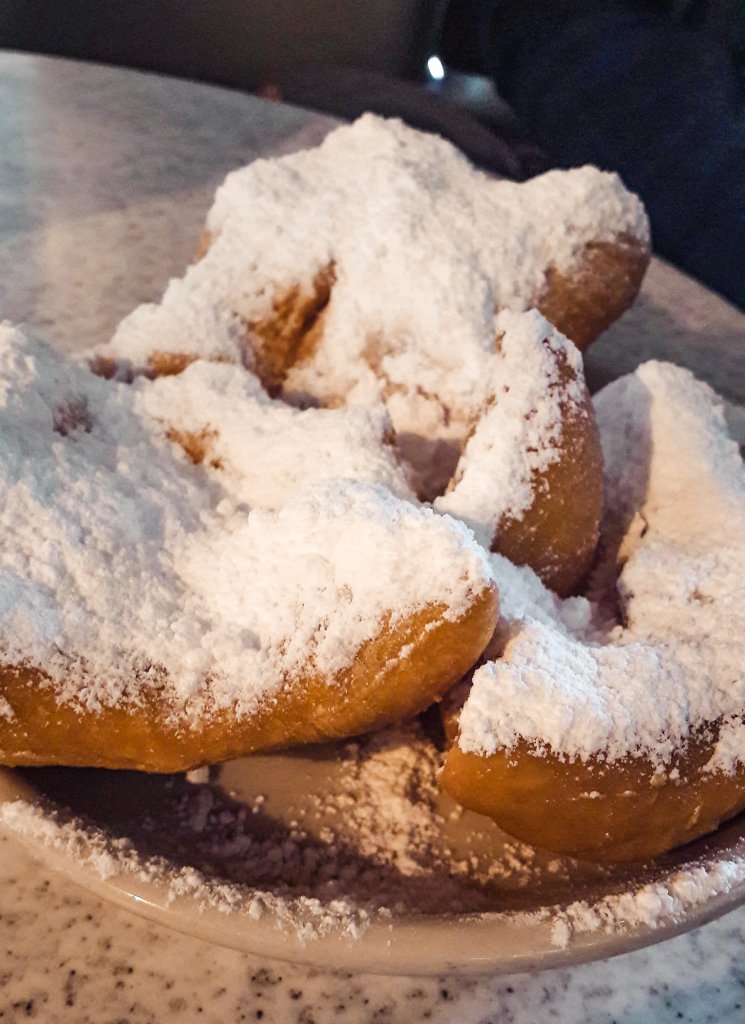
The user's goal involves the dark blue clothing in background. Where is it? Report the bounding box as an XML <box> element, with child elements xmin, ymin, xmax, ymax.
<box><xmin>442</xmin><ymin>1</ymin><xmax>745</xmax><ymax>308</ymax></box>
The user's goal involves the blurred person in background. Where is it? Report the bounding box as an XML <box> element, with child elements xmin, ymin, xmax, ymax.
<box><xmin>441</xmin><ymin>0</ymin><xmax>745</xmax><ymax>307</ymax></box>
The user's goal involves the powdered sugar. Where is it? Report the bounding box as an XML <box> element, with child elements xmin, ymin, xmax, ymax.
<box><xmin>0</xmin><ymin>723</ymin><xmax>550</xmax><ymax>937</ymax></box>
<box><xmin>321</xmin><ymin>726</ymin><xmax>446</xmax><ymax>880</ymax></box>
<box><xmin>550</xmin><ymin>857</ymin><xmax>745</xmax><ymax>948</ymax></box>
<box><xmin>458</xmin><ymin>361</ymin><xmax>745</xmax><ymax>767</ymax></box>
<box><xmin>705</xmin><ymin>720</ymin><xmax>745</xmax><ymax>775</ymax></box>
<box><xmin>488</xmin><ymin>553</ymin><xmax>593</xmax><ymax>639</ymax></box>
<box><xmin>0</xmin><ymin>797</ymin><xmax>370</xmax><ymax>940</ymax></box>
<box><xmin>136</xmin><ymin>360</ymin><xmax>414</xmax><ymax>508</ymax></box>
<box><xmin>0</xmin><ymin>323</ymin><xmax>491</xmax><ymax>717</ymax></box>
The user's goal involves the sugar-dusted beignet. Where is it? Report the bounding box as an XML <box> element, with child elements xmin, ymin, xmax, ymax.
<box><xmin>92</xmin><ymin>115</ymin><xmax>645</xmax><ymax>517</ymax></box>
<box><xmin>0</xmin><ymin>325</ymin><xmax>497</xmax><ymax>771</ymax></box>
<box><xmin>442</xmin><ymin>361</ymin><xmax>745</xmax><ymax>862</ymax></box>
<box><xmin>434</xmin><ymin>310</ymin><xmax>602</xmax><ymax>596</ymax></box>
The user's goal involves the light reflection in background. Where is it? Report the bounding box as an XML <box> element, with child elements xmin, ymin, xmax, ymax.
<box><xmin>426</xmin><ymin>54</ymin><xmax>446</xmax><ymax>81</ymax></box>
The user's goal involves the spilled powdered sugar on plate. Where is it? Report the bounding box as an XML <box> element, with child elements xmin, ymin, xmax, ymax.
<box><xmin>0</xmin><ymin>798</ymin><xmax>373</xmax><ymax>943</ymax></box>
<box><xmin>0</xmin><ymin>724</ymin><xmax>547</xmax><ymax>940</ymax></box>
<box><xmin>2</xmin><ymin>719</ymin><xmax>744</xmax><ymax>950</ymax></box>
<box><xmin>549</xmin><ymin>858</ymin><xmax>745</xmax><ymax>949</ymax></box>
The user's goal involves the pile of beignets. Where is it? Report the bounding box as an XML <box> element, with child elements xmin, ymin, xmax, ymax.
<box><xmin>2</xmin><ymin>116</ymin><xmax>744</xmax><ymax>864</ymax></box>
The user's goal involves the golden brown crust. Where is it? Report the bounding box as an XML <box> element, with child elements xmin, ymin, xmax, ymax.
<box><xmin>536</xmin><ymin>235</ymin><xmax>650</xmax><ymax>352</ymax></box>
<box><xmin>147</xmin><ymin>351</ymin><xmax>198</xmax><ymax>378</ymax></box>
<box><xmin>490</xmin><ymin>384</ymin><xmax>603</xmax><ymax>597</ymax></box>
<box><xmin>441</xmin><ymin>730</ymin><xmax>745</xmax><ymax>863</ymax></box>
<box><xmin>242</xmin><ymin>265</ymin><xmax>335</xmax><ymax>395</ymax></box>
<box><xmin>196</xmin><ymin>228</ymin><xmax>213</xmax><ymax>262</ymax></box>
<box><xmin>164</xmin><ymin>427</ymin><xmax>223</xmax><ymax>469</ymax></box>
<box><xmin>0</xmin><ymin>584</ymin><xmax>498</xmax><ymax>772</ymax></box>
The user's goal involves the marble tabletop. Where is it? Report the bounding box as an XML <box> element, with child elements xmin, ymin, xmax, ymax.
<box><xmin>1</xmin><ymin>50</ymin><xmax>745</xmax><ymax>1024</ymax></box>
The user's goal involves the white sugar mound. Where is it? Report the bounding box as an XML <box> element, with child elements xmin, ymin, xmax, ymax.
<box><xmin>0</xmin><ymin>323</ymin><xmax>491</xmax><ymax>717</ymax></box>
<box><xmin>136</xmin><ymin>359</ymin><xmax>414</xmax><ymax>508</ymax></box>
<box><xmin>94</xmin><ymin>115</ymin><xmax>644</xmax><ymax>496</ymax></box>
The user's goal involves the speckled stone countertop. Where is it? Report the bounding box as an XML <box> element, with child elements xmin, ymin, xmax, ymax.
<box><xmin>1</xmin><ymin>51</ymin><xmax>745</xmax><ymax>1024</ymax></box>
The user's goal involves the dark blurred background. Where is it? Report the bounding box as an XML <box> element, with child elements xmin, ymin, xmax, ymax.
<box><xmin>1</xmin><ymin>0</ymin><xmax>743</xmax><ymax>308</ymax></box>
